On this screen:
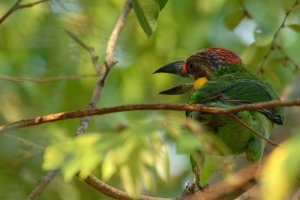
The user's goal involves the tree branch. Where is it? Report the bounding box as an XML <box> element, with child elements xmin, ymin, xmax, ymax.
<box><xmin>235</xmin><ymin>185</ymin><xmax>258</xmax><ymax>200</ymax></box>
<box><xmin>0</xmin><ymin>0</ymin><xmax>50</xmax><ymax>26</ymax></box>
<box><xmin>64</xmin><ymin>29</ymin><xmax>101</xmax><ymax>74</ymax></box>
<box><xmin>105</xmin><ymin>0</ymin><xmax>132</xmax><ymax>67</ymax></box>
<box><xmin>0</xmin><ymin>74</ymin><xmax>97</xmax><ymax>83</ymax></box>
<box><xmin>257</xmin><ymin>0</ymin><xmax>299</xmax><ymax>74</ymax></box>
<box><xmin>27</xmin><ymin>1</ymin><xmax>133</xmax><ymax>199</ymax></box>
<box><xmin>76</xmin><ymin>0</ymin><xmax>132</xmax><ymax>135</ymax></box>
<box><xmin>1</xmin><ymin>99</ymin><xmax>299</xmax><ymax>133</ymax></box>
<box><xmin>27</xmin><ymin>170</ymin><xmax>59</xmax><ymax>200</ymax></box>
<box><xmin>276</xmin><ymin>45</ymin><xmax>300</xmax><ymax>70</ymax></box>
<box><xmin>230</xmin><ymin>114</ymin><xmax>278</xmax><ymax>146</ymax></box>
<box><xmin>181</xmin><ymin>163</ymin><xmax>259</xmax><ymax>200</ymax></box>
<box><xmin>83</xmin><ymin>174</ymin><xmax>170</xmax><ymax>200</ymax></box>
<box><xmin>9</xmin><ymin>130</ymin><xmax>264</xmax><ymax>200</ymax></box>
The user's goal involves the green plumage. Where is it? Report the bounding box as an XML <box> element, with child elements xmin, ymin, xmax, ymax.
<box><xmin>154</xmin><ymin>48</ymin><xmax>284</xmax><ymax>191</ymax></box>
<box><xmin>188</xmin><ymin>65</ymin><xmax>284</xmax><ymax>161</ymax></box>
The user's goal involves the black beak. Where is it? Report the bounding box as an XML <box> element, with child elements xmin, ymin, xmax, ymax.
<box><xmin>159</xmin><ymin>84</ymin><xmax>193</xmax><ymax>95</ymax></box>
<box><xmin>154</xmin><ymin>61</ymin><xmax>193</xmax><ymax>95</ymax></box>
<box><xmin>153</xmin><ymin>61</ymin><xmax>189</xmax><ymax>77</ymax></box>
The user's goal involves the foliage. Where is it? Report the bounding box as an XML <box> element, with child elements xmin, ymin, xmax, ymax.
<box><xmin>261</xmin><ymin>130</ymin><xmax>300</xmax><ymax>200</ymax></box>
<box><xmin>0</xmin><ymin>0</ymin><xmax>300</xmax><ymax>199</ymax></box>
<box><xmin>132</xmin><ymin>0</ymin><xmax>168</xmax><ymax>37</ymax></box>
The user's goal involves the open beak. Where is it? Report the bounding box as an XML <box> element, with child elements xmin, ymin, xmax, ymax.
<box><xmin>158</xmin><ymin>84</ymin><xmax>193</xmax><ymax>95</ymax></box>
<box><xmin>153</xmin><ymin>61</ymin><xmax>189</xmax><ymax>77</ymax></box>
<box><xmin>154</xmin><ymin>61</ymin><xmax>193</xmax><ymax>95</ymax></box>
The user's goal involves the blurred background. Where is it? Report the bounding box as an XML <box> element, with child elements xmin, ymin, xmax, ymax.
<box><xmin>0</xmin><ymin>0</ymin><xmax>300</xmax><ymax>199</ymax></box>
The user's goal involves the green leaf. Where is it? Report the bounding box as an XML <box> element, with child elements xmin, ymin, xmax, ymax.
<box><xmin>120</xmin><ymin>165</ymin><xmax>141</xmax><ymax>198</ymax></box>
<box><xmin>261</xmin><ymin>131</ymin><xmax>300</xmax><ymax>200</ymax></box>
<box><xmin>288</xmin><ymin>24</ymin><xmax>300</xmax><ymax>33</ymax></box>
<box><xmin>224</xmin><ymin>10</ymin><xmax>245</xmax><ymax>30</ymax></box>
<box><xmin>149</xmin><ymin>134</ymin><xmax>170</xmax><ymax>182</ymax></box>
<box><xmin>43</xmin><ymin>134</ymin><xmax>122</xmax><ymax>181</ymax></box>
<box><xmin>156</xmin><ymin>0</ymin><xmax>168</xmax><ymax>10</ymax></box>
<box><xmin>132</xmin><ymin>0</ymin><xmax>160</xmax><ymax>37</ymax></box>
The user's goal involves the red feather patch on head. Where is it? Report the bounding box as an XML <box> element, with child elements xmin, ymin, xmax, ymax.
<box><xmin>206</xmin><ymin>48</ymin><xmax>242</xmax><ymax>64</ymax></box>
<box><xmin>192</xmin><ymin>48</ymin><xmax>243</xmax><ymax>70</ymax></box>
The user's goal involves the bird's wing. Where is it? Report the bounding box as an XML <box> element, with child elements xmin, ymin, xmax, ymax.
<box><xmin>189</xmin><ymin>73</ymin><xmax>284</xmax><ymax>124</ymax></box>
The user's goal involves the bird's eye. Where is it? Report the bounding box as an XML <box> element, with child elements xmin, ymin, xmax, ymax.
<box><xmin>188</xmin><ymin>63</ymin><xmax>196</xmax><ymax>72</ymax></box>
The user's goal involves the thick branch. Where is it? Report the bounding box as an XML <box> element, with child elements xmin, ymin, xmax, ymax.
<box><xmin>181</xmin><ymin>164</ymin><xmax>258</xmax><ymax>200</ymax></box>
<box><xmin>83</xmin><ymin>174</ymin><xmax>170</xmax><ymax>200</ymax></box>
<box><xmin>1</xmin><ymin>99</ymin><xmax>299</xmax><ymax>133</ymax></box>
<box><xmin>10</xmin><ymin>123</ymin><xmax>262</xmax><ymax>200</ymax></box>
<box><xmin>235</xmin><ymin>185</ymin><xmax>258</xmax><ymax>200</ymax></box>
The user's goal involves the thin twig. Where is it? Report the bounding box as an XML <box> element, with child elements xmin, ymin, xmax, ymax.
<box><xmin>7</xmin><ymin>121</ymin><xmax>261</xmax><ymax>200</ymax></box>
<box><xmin>64</xmin><ymin>29</ymin><xmax>101</xmax><ymax>74</ymax></box>
<box><xmin>27</xmin><ymin>170</ymin><xmax>59</xmax><ymax>200</ymax></box>
<box><xmin>27</xmin><ymin>1</ymin><xmax>133</xmax><ymax>199</ymax></box>
<box><xmin>1</xmin><ymin>99</ymin><xmax>299</xmax><ymax>134</ymax></box>
<box><xmin>105</xmin><ymin>0</ymin><xmax>132</xmax><ymax>67</ymax></box>
<box><xmin>276</xmin><ymin>45</ymin><xmax>300</xmax><ymax>70</ymax></box>
<box><xmin>0</xmin><ymin>74</ymin><xmax>97</xmax><ymax>83</ymax></box>
<box><xmin>257</xmin><ymin>0</ymin><xmax>299</xmax><ymax>74</ymax></box>
<box><xmin>5</xmin><ymin>134</ymin><xmax>45</xmax><ymax>151</ymax></box>
<box><xmin>0</xmin><ymin>0</ymin><xmax>50</xmax><ymax>26</ymax></box>
<box><xmin>76</xmin><ymin>0</ymin><xmax>132</xmax><ymax>135</ymax></box>
<box><xmin>9</xmin><ymin>133</ymin><xmax>167</xmax><ymax>200</ymax></box>
<box><xmin>230</xmin><ymin>114</ymin><xmax>278</xmax><ymax>146</ymax></box>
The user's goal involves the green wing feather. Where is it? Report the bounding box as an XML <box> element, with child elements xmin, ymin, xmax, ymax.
<box><xmin>189</xmin><ymin>72</ymin><xmax>284</xmax><ymax>125</ymax></box>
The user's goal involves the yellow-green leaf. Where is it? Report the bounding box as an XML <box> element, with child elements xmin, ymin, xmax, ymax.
<box><xmin>261</xmin><ymin>131</ymin><xmax>300</xmax><ymax>200</ymax></box>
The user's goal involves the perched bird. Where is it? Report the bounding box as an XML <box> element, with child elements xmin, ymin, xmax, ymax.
<box><xmin>154</xmin><ymin>48</ymin><xmax>284</xmax><ymax>192</ymax></box>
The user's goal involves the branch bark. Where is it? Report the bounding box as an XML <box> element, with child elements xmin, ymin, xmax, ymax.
<box><xmin>76</xmin><ymin>0</ymin><xmax>132</xmax><ymax>135</ymax></box>
<box><xmin>27</xmin><ymin>1</ymin><xmax>133</xmax><ymax>199</ymax></box>
<box><xmin>181</xmin><ymin>164</ymin><xmax>259</xmax><ymax>200</ymax></box>
<box><xmin>257</xmin><ymin>0</ymin><xmax>299</xmax><ymax>74</ymax></box>
<box><xmin>83</xmin><ymin>174</ymin><xmax>170</xmax><ymax>200</ymax></box>
<box><xmin>1</xmin><ymin>99</ymin><xmax>299</xmax><ymax>133</ymax></box>
<box><xmin>11</xmin><ymin>131</ymin><xmax>263</xmax><ymax>200</ymax></box>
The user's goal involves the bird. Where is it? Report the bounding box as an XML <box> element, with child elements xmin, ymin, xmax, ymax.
<box><xmin>153</xmin><ymin>48</ymin><xmax>284</xmax><ymax>192</ymax></box>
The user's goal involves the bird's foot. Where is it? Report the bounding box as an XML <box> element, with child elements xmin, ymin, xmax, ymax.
<box><xmin>183</xmin><ymin>181</ymin><xmax>208</xmax><ymax>195</ymax></box>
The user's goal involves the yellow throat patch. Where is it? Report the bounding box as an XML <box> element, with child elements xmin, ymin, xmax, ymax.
<box><xmin>193</xmin><ymin>77</ymin><xmax>208</xmax><ymax>90</ymax></box>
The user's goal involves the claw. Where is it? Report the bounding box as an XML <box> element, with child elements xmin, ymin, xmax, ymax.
<box><xmin>182</xmin><ymin>181</ymin><xmax>208</xmax><ymax>196</ymax></box>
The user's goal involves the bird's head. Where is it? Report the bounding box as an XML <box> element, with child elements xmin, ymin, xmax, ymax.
<box><xmin>154</xmin><ymin>48</ymin><xmax>243</xmax><ymax>94</ymax></box>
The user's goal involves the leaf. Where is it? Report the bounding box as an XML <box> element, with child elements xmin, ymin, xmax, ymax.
<box><xmin>149</xmin><ymin>134</ymin><xmax>170</xmax><ymax>182</ymax></box>
<box><xmin>288</xmin><ymin>24</ymin><xmax>300</xmax><ymax>33</ymax></box>
<box><xmin>43</xmin><ymin>134</ymin><xmax>122</xmax><ymax>181</ymax></box>
<box><xmin>261</xmin><ymin>131</ymin><xmax>300</xmax><ymax>200</ymax></box>
<box><xmin>120</xmin><ymin>165</ymin><xmax>141</xmax><ymax>198</ymax></box>
<box><xmin>132</xmin><ymin>0</ymin><xmax>160</xmax><ymax>37</ymax></box>
<box><xmin>102</xmin><ymin>151</ymin><xmax>117</xmax><ymax>181</ymax></box>
<box><xmin>224</xmin><ymin>10</ymin><xmax>245</xmax><ymax>30</ymax></box>
<box><xmin>156</xmin><ymin>0</ymin><xmax>168</xmax><ymax>10</ymax></box>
